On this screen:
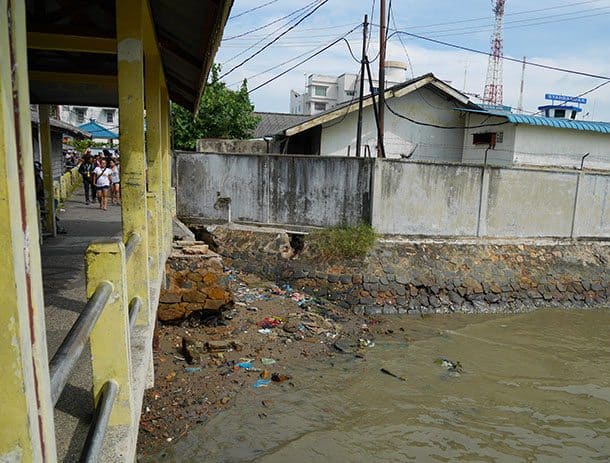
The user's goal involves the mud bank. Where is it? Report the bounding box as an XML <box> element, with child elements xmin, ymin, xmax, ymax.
<box><xmin>201</xmin><ymin>226</ymin><xmax>610</xmax><ymax>315</ymax></box>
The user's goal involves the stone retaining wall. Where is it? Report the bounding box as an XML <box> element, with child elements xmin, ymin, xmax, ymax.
<box><xmin>158</xmin><ymin>242</ymin><xmax>233</xmax><ymax>322</ymax></box>
<box><xmin>204</xmin><ymin>227</ymin><xmax>610</xmax><ymax>315</ymax></box>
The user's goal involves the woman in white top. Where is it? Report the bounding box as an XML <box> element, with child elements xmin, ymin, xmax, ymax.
<box><xmin>109</xmin><ymin>159</ymin><xmax>121</xmax><ymax>206</ymax></box>
<box><xmin>93</xmin><ymin>159</ymin><xmax>112</xmax><ymax>210</ymax></box>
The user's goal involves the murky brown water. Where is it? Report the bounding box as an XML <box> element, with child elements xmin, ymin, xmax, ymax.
<box><xmin>147</xmin><ymin>309</ymin><xmax>610</xmax><ymax>462</ymax></box>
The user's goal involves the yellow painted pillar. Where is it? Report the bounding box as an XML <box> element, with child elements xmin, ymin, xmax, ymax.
<box><xmin>160</xmin><ymin>88</ymin><xmax>172</xmax><ymax>255</ymax></box>
<box><xmin>117</xmin><ymin>0</ymin><xmax>150</xmax><ymax>326</ymax></box>
<box><xmin>146</xmin><ymin>193</ymin><xmax>160</xmax><ymax>283</ymax></box>
<box><xmin>145</xmin><ymin>53</ymin><xmax>163</xmax><ymax>282</ymax></box>
<box><xmin>39</xmin><ymin>105</ymin><xmax>56</xmax><ymax>236</ymax></box>
<box><xmin>85</xmin><ymin>240</ymin><xmax>134</xmax><ymax>425</ymax></box>
<box><xmin>0</xmin><ymin>1</ymin><xmax>57</xmax><ymax>461</ymax></box>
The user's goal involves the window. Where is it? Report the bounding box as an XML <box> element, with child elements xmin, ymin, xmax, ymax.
<box><xmin>105</xmin><ymin>110</ymin><xmax>114</xmax><ymax>123</ymax></box>
<box><xmin>554</xmin><ymin>109</ymin><xmax>566</xmax><ymax>118</ymax></box>
<box><xmin>314</xmin><ymin>102</ymin><xmax>326</xmax><ymax>111</ymax></box>
<box><xmin>314</xmin><ymin>86</ymin><xmax>327</xmax><ymax>97</ymax></box>
<box><xmin>472</xmin><ymin>132</ymin><xmax>496</xmax><ymax>146</ymax></box>
<box><xmin>496</xmin><ymin>131</ymin><xmax>504</xmax><ymax>143</ymax></box>
<box><xmin>345</xmin><ymin>90</ymin><xmax>355</xmax><ymax>96</ymax></box>
<box><xmin>74</xmin><ymin>108</ymin><xmax>85</xmax><ymax>123</ymax></box>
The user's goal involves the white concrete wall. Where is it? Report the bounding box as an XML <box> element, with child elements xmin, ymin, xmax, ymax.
<box><xmin>372</xmin><ymin>160</ymin><xmax>482</xmax><ymax>235</ymax></box>
<box><xmin>573</xmin><ymin>172</ymin><xmax>610</xmax><ymax>237</ymax></box>
<box><xmin>319</xmin><ymin>87</ymin><xmax>466</xmax><ymax>161</ymax></box>
<box><xmin>176</xmin><ymin>153</ymin><xmax>372</xmax><ymax>227</ymax></box>
<box><xmin>513</xmin><ymin>125</ymin><xmax>610</xmax><ymax>170</ymax></box>
<box><xmin>485</xmin><ymin>167</ymin><xmax>578</xmax><ymax>237</ymax></box>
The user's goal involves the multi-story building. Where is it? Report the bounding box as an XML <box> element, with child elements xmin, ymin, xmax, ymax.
<box><xmin>59</xmin><ymin>105</ymin><xmax>118</xmax><ymax>132</ymax></box>
<box><xmin>289</xmin><ymin>61</ymin><xmax>407</xmax><ymax>116</ymax></box>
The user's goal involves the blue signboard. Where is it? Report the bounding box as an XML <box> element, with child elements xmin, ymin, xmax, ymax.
<box><xmin>545</xmin><ymin>93</ymin><xmax>587</xmax><ymax>104</ymax></box>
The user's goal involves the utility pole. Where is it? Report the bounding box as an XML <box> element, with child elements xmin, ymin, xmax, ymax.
<box><xmin>517</xmin><ymin>56</ymin><xmax>526</xmax><ymax>114</ymax></box>
<box><xmin>377</xmin><ymin>0</ymin><xmax>386</xmax><ymax>157</ymax></box>
<box><xmin>355</xmin><ymin>15</ymin><xmax>368</xmax><ymax>158</ymax></box>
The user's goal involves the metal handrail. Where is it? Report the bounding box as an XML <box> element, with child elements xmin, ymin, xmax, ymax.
<box><xmin>79</xmin><ymin>380</ymin><xmax>119</xmax><ymax>463</ymax></box>
<box><xmin>128</xmin><ymin>297</ymin><xmax>142</xmax><ymax>333</ymax></box>
<box><xmin>124</xmin><ymin>232</ymin><xmax>141</xmax><ymax>261</ymax></box>
<box><xmin>49</xmin><ymin>282</ymin><xmax>113</xmax><ymax>405</ymax></box>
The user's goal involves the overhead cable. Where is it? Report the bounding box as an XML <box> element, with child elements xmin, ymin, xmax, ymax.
<box><xmin>248</xmin><ymin>24</ymin><xmax>362</xmax><ymax>94</ymax></box>
<box><xmin>220</xmin><ymin>0</ymin><xmax>329</xmax><ymax>79</ymax></box>
<box><xmin>229</xmin><ymin>0</ymin><xmax>280</xmax><ymax>20</ymax></box>
<box><xmin>392</xmin><ymin>30</ymin><xmax>610</xmax><ymax>80</ymax></box>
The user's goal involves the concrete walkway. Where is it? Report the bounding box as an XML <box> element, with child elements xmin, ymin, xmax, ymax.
<box><xmin>42</xmin><ymin>189</ymin><xmax>122</xmax><ymax>462</ymax></box>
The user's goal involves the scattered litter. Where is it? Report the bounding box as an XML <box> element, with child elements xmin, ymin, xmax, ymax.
<box><xmin>253</xmin><ymin>379</ymin><xmax>271</xmax><ymax>388</ymax></box>
<box><xmin>358</xmin><ymin>338</ymin><xmax>375</xmax><ymax>348</ymax></box>
<box><xmin>271</xmin><ymin>373</ymin><xmax>291</xmax><ymax>383</ymax></box>
<box><xmin>164</xmin><ymin>371</ymin><xmax>177</xmax><ymax>382</ymax></box>
<box><xmin>262</xmin><ymin>400</ymin><xmax>273</xmax><ymax>408</ymax></box>
<box><xmin>258</xmin><ymin>328</ymin><xmax>273</xmax><ymax>335</ymax></box>
<box><xmin>260</xmin><ymin>370</ymin><xmax>271</xmax><ymax>380</ymax></box>
<box><xmin>257</xmin><ymin>316</ymin><xmax>283</xmax><ymax>329</ymax></box>
<box><xmin>261</xmin><ymin>358</ymin><xmax>276</xmax><ymax>365</ymax></box>
<box><xmin>236</xmin><ymin>362</ymin><xmax>253</xmax><ymax>369</ymax></box>
<box><xmin>380</xmin><ymin>368</ymin><xmax>406</xmax><ymax>382</ymax></box>
<box><xmin>220</xmin><ymin>396</ymin><xmax>231</xmax><ymax>404</ymax></box>
<box><xmin>434</xmin><ymin>358</ymin><xmax>463</xmax><ymax>373</ymax></box>
<box><xmin>181</xmin><ymin>337</ymin><xmax>194</xmax><ymax>364</ymax></box>
<box><xmin>184</xmin><ymin>367</ymin><xmax>202</xmax><ymax>373</ymax></box>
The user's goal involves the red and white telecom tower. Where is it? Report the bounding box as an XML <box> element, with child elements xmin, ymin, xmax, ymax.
<box><xmin>483</xmin><ymin>0</ymin><xmax>506</xmax><ymax>105</ymax></box>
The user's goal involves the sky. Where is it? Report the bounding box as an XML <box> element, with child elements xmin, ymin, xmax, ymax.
<box><xmin>214</xmin><ymin>0</ymin><xmax>610</xmax><ymax>121</ymax></box>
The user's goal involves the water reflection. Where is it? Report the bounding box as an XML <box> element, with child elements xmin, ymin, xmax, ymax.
<box><xmin>147</xmin><ymin>309</ymin><xmax>610</xmax><ymax>463</ymax></box>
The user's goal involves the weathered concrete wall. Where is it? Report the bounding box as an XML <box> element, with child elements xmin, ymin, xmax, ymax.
<box><xmin>176</xmin><ymin>152</ymin><xmax>372</xmax><ymax>227</ymax></box>
<box><xmin>485</xmin><ymin>167</ymin><xmax>578</xmax><ymax>237</ymax></box>
<box><xmin>197</xmin><ymin>138</ymin><xmax>269</xmax><ymax>154</ymax></box>
<box><xmin>177</xmin><ymin>153</ymin><xmax>610</xmax><ymax>239</ymax></box>
<box><xmin>372</xmin><ymin>160</ymin><xmax>481</xmax><ymax>235</ymax></box>
<box><xmin>574</xmin><ymin>172</ymin><xmax>610</xmax><ymax>238</ymax></box>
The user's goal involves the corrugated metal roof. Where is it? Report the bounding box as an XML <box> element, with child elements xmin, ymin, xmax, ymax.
<box><xmin>462</xmin><ymin>108</ymin><xmax>610</xmax><ymax>134</ymax></box>
<box><xmin>78</xmin><ymin>120</ymin><xmax>118</xmax><ymax>139</ymax></box>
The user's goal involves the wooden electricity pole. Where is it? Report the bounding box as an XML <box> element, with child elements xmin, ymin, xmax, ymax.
<box><xmin>377</xmin><ymin>0</ymin><xmax>387</xmax><ymax>158</ymax></box>
<box><xmin>355</xmin><ymin>15</ymin><xmax>368</xmax><ymax>158</ymax></box>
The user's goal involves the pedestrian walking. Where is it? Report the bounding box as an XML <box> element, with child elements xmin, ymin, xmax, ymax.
<box><xmin>109</xmin><ymin>159</ymin><xmax>121</xmax><ymax>205</ymax></box>
<box><xmin>78</xmin><ymin>154</ymin><xmax>95</xmax><ymax>204</ymax></box>
<box><xmin>93</xmin><ymin>159</ymin><xmax>112</xmax><ymax>210</ymax></box>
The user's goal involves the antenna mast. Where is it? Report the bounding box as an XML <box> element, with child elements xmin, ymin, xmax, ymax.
<box><xmin>483</xmin><ymin>0</ymin><xmax>506</xmax><ymax>105</ymax></box>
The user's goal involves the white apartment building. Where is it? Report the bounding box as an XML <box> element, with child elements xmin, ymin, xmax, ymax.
<box><xmin>289</xmin><ymin>61</ymin><xmax>407</xmax><ymax>116</ymax></box>
<box><xmin>60</xmin><ymin>105</ymin><xmax>118</xmax><ymax>131</ymax></box>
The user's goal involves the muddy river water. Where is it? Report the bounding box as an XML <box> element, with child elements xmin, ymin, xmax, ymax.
<box><xmin>148</xmin><ymin>309</ymin><xmax>610</xmax><ymax>462</ymax></box>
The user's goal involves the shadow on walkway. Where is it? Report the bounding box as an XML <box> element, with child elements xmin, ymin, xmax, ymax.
<box><xmin>41</xmin><ymin>189</ymin><xmax>122</xmax><ymax>462</ymax></box>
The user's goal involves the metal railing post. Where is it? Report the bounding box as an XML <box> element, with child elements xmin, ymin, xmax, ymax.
<box><xmin>85</xmin><ymin>239</ymin><xmax>134</xmax><ymax>426</ymax></box>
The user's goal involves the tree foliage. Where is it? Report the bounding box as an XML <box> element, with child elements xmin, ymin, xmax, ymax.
<box><xmin>171</xmin><ymin>65</ymin><xmax>260</xmax><ymax>150</ymax></box>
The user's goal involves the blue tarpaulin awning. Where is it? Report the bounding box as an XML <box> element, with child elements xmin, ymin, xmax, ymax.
<box><xmin>78</xmin><ymin>119</ymin><xmax>118</xmax><ymax>139</ymax></box>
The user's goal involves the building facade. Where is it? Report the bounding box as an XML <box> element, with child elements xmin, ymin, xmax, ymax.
<box><xmin>59</xmin><ymin>106</ymin><xmax>119</xmax><ymax>133</ymax></box>
<box><xmin>290</xmin><ymin>62</ymin><xmax>407</xmax><ymax>116</ymax></box>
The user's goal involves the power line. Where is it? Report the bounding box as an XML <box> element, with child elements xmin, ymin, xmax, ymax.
<box><xmin>247</xmin><ymin>24</ymin><xmax>362</xmax><ymax>94</ymax></box>
<box><xmin>229</xmin><ymin>0</ymin><xmax>280</xmax><ymax>20</ymax></box>
<box><xmin>385</xmin><ymin>0</ymin><xmax>604</xmax><ymax>32</ymax></box>
<box><xmin>228</xmin><ymin>27</ymin><xmax>361</xmax><ymax>87</ymax></box>
<box><xmin>222</xmin><ymin>0</ymin><xmax>324</xmax><ymax>63</ymax></box>
<box><xmin>220</xmin><ymin>0</ymin><xmax>329</xmax><ymax>78</ymax></box>
<box><xmin>224</xmin><ymin>0</ymin><xmax>325</xmax><ymax>41</ymax></box>
<box><xmin>392</xmin><ymin>30</ymin><xmax>610</xmax><ymax>80</ymax></box>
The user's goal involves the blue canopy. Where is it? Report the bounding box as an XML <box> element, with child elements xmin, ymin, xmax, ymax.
<box><xmin>78</xmin><ymin>119</ymin><xmax>118</xmax><ymax>139</ymax></box>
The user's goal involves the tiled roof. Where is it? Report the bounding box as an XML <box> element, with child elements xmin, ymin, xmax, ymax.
<box><xmin>253</xmin><ymin>112</ymin><xmax>310</xmax><ymax>138</ymax></box>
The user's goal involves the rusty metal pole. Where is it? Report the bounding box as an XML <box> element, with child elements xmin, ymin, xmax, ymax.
<box><xmin>378</xmin><ymin>0</ymin><xmax>386</xmax><ymax>158</ymax></box>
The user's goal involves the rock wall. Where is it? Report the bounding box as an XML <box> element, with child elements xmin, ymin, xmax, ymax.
<box><xmin>158</xmin><ymin>242</ymin><xmax>233</xmax><ymax>322</ymax></box>
<box><xmin>205</xmin><ymin>227</ymin><xmax>610</xmax><ymax>315</ymax></box>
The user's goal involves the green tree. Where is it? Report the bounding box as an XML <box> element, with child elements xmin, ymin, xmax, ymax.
<box><xmin>171</xmin><ymin>65</ymin><xmax>260</xmax><ymax>150</ymax></box>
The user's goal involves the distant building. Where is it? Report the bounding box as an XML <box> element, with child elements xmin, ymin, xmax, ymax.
<box><xmin>59</xmin><ymin>105</ymin><xmax>118</xmax><ymax>135</ymax></box>
<box><xmin>290</xmin><ymin>61</ymin><xmax>407</xmax><ymax>116</ymax></box>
